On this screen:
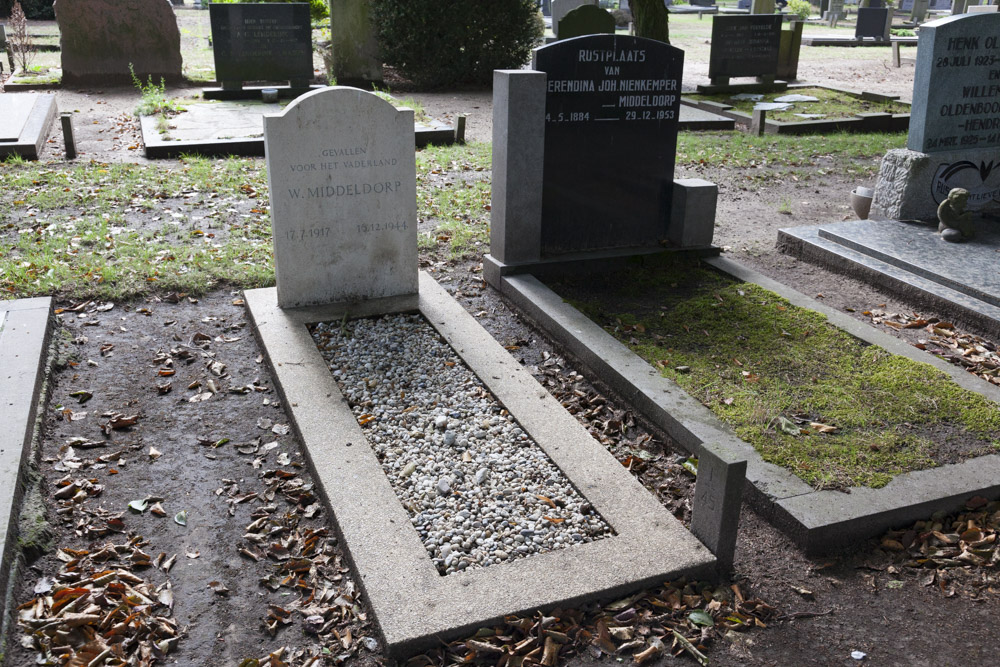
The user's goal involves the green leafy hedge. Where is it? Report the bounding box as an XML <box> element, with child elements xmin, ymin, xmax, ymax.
<box><xmin>370</xmin><ymin>0</ymin><xmax>543</xmax><ymax>88</ymax></box>
<box><xmin>1</xmin><ymin>0</ymin><xmax>54</xmax><ymax>20</ymax></box>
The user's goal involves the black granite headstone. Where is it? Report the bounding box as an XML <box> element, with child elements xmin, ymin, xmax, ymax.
<box><xmin>869</xmin><ymin>0</ymin><xmax>884</xmax><ymax>7</ymax></box>
<box><xmin>708</xmin><ymin>16</ymin><xmax>782</xmax><ymax>81</ymax></box>
<box><xmin>855</xmin><ymin>7</ymin><xmax>890</xmax><ymax>39</ymax></box>
<box><xmin>532</xmin><ymin>35</ymin><xmax>683</xmax><ymax>255</ymax></box>
<box><xmin>690</xmin><ymin>0</ymin><xmax>716</xmax><ymax>6</ymax></box>
<box><xmin>736</xmin><ymin>0</ymin><xmax>750</xmax><ymax>8</ymax></box>
<box><xmin>901</xmin><ymin>0</ymin><xmax>914</xmax><ymax>10</ymax></box>
<box><xmin>209</xmin><ymin>3</ymin><xmax>312</xmax><ymax>89</ymax></box>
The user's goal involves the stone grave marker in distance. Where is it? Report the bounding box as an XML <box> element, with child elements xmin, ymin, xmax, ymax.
<box><xmin>705</xmin><ymin>15</ymin><xmax>783</xmax><ymax>90</ymax></box>
<box><xmin>263</xmin><ymin>87</ymin><xmax>417</xmax><ymax>309</ymax></box>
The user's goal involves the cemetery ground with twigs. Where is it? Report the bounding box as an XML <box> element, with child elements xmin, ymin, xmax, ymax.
<box><xmin>3</xmin><ymin>13</ymin><xmax>1000</xmax><ymax>667</ymax></box>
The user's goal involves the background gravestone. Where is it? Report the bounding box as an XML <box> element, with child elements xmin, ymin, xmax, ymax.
<box><xmin>707</xmin><ymin>15</ymin><xmax>783</xmax><ymax>84</ymax></box>
<box><xmin>55</xmin><ymin>0</ymin><xmax>182</xmax><ymax>86</ymax></box>
<box><xmin>532</xmin><ymin>35</ymin><xmax>684</xmax><ymax>255</ymax></box>
<box><xmin>871</xmin><ymin>13</ymin><xmax>1000</xmax><ymax>220</ymax></box>
<box><xmin>330</xmin><ymin>0</ymin><xmax>383</xmax><ymax>87</ymax></box>
<box><xmin>855</xmin><ymin>7</ymin><xmax>891</xmax><ymax>39</ymax></box>
<box><xmin>552</xmin><ymin>0</ymin><xmax>598</xmax><ymax>37</ymax></box>
<box><xmin>263</xmin><ymin>87</ymin><xmax>417</xmax><ymax>308</ymax></box>
<box><xmin>558</xmin><ymin>4</ymin><xmax>616</xmax><ymax>39</ymax></box>
<box><xmin>209</xmin><ymin>3</ymin><xmax>312</xmax><ymax>92</ymax></box>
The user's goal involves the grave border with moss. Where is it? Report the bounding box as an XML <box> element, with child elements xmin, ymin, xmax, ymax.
<box><xmin>549</xmin><ymin>256</ymin><xmax>1000</xmax><ymax>491</ymax></box>
<box><xmin>487</xmin><ymin>255</ymin><xmax>1000</xmax><ymax>554</ymax></box>
<box><xmin>683</xmin><ymin>84</ymin><xmax>910</xmax><ymax>135</ymax></box>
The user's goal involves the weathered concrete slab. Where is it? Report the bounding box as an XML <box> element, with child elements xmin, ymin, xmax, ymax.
<box><xmin>801</xmin><ymin>35</ymin><xmax>918</xmax><ymax>46</ymax></box>
<box><xmin>245</xmin><ymin>273</ymin><xmax>715</xmax><ymax>657</ymax></box>
<box><xmin>489</xmin><ymin>257</ymin><xmax>1000</xmax><ymax>554</ymax></box>
<box><xmin>0</xmin><ymin>93</ymin><xmax>58</xmax><ymax>161</ymax></box>
<box><xmin>678</xmin><ymin>103</ymin><xmax>737</xmax><ymax>131</ymax></box>
<box><xmin>141</xmin><ymin>100</ymin><xmax>461</xmax><ymax>159</ymax></box>
<box><xmin>778</xmin><ymin>218</ymin><xmax>1000</xmax><ymax>332</ymax></box>
<box><xmin>0</xmin><ymin>298</ymin><xmax>52</xmax><ymax>617</ymax></box>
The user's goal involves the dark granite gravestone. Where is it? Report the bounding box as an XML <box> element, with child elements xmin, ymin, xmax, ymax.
<box><xmin>532</xmin><ymin>35</ymin><xmax>683</xmax><ymax>255</ymax></box>
<box><xmin>870</xmin><ymin>0</ymin><xmax>884</xmax><ymax>7</ymax></box>
<box><xmin>209</xmin><ymin>3</ymin><xmax>312</xmax><ymax>92</ymax></box>
<box><xmin>690</xmin><ymin>0</ymin><xmax>716</xmax><ymax>6</ymax></box>
<box><xmin>901</xmin><ymin>0</ymin><xmax>914</xmax><ymax>10</ymax></box>
<box><xmin>708</xmin><ymin>15</ymin><xmax>782</xmax><ymax>84</ymax></box>
<box><xmin>929</xmin><ymin>0</ymin><xmax>951</xmax><ymax>7</ymax></box>
<box><xmin>855</xmin><ymin>7</ymin><xmax>891</xmax><ymax>39</ymax></box>
<box><xmin>737</xmin><ymin>0</ymin><xmax>751</xmax><ymax>8</ymax></box>
<box><xmin>558</xmin><ymin>4</ymin><xmax>616</xmax><ymax>39</ymax></box>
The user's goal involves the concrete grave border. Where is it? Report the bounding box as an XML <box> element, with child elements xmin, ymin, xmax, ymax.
<box><xmin>486</xmin><ymin>257</ymin><xmax>1000</xmax><ymax>555</ymax></box>
<box><xmin>0</xmin><ymin>298</ymin><xmax>53</xmax><ymax>629</ymax></box>
<box><xmin>0</xmin><ymin>93</ymin><xmax>58</xmax><ymax>161</ymax></box>
<box><xmin>140</xmin><ymin>106</ymin><xmax>462</xmax><ymax>159</ymax></box>
<box><xmin>245</xmin><ymin>272</ymin><xmax>715</xmax><ymax>658</ymax></box>
<box><xmin>683</xmin><ymin>84</ymin><xmax>910</xmax><ymax>135</ymax></box>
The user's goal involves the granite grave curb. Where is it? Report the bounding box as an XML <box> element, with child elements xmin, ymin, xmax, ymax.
<box><xmin>140</xmin><ymin>101</ymin><xmax>462</xmax><ymax>159</ymax></box>
<box><xmin>683</xmin><ymin>85</ymin><xmax>910</xmax><ymax>135</ymax></box>
<box><xmin>0</xmin><ymin>298</ymin><xmax>53</xmax><ymax>633</ymax></box>
<box><xmin>245</xmin><ymin>273</ymin><xmax>716</xmax><ymax>658</ymax></box>
<box><xmin>0</xmin><ymin>93</ymin><xmax>58</xmax><ymax>161</ymax></box>
<box><xmin>778</xmin><ymin>219</ymin><xmax>1000</xmax><ymax>333</ymax></box>
<box><xmin>487</xmin><ymin>256</ymin><xmax>1000</xmax><ymax>554</ymax></box>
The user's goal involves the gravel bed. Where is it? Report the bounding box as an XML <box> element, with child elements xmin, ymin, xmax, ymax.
<box><xmin>311</xmin><ymin>314</ymin><xmax>612</xmax><ymax>575</ymax></box>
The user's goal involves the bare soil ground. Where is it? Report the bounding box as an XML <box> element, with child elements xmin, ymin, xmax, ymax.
<box><xmin>4</xmin><ymin>14</ymin><xmax>1000</xmax><ymax>667</ymax></box>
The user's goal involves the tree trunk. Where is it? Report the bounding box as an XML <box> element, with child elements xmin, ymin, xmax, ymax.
<box><xmin>629</xmin><ymin>0</ymin><xmax>670</xmax><ymax>44</ymax></box>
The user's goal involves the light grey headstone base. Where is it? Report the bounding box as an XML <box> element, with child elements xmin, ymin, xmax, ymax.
<box><xmin>871</xmin><ymin>147</ymin><xmax>1000</xmax><ymax>222</ymax></box>
<box><xmin>245</xmin><ymin>274</ymin><xmax>715</xmax><ymax>657</ymax></box>
<box><xmin>0</xmin><ymin>298</ymin><xmax>52</xmax><ymax>631</ymax></box>
<box><xmin>670</xmin><ymin>178</ymin><xmax>718</xmax><ymax>247</ymax></box>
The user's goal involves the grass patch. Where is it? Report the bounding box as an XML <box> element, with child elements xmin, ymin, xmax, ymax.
<box><xmin>687</xmin><ymin>87</ymin><xmax>909</xmax><ymax>123</ymax></box>
<box><xmin>0</xmin><ymin>157</ymin><xmax>273</xmax><ymax>300</ymax></box>
<box><xmin>416</xmin><ymin>142</ymin><xmax>492</xmax><ymax>259</ymax></box>
<box><xmin>676</xmin><ymin>131</ymin><xmax>906</xmax><ymax>171</ymax></box>
<box><xmin>556</xmin><ymin>259</ymin><xmax>1000</xmax><ymax>490</ymax></box>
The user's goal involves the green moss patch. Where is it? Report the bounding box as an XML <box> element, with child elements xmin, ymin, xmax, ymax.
<box><xmin>553</xmin><ymin>259</ymin><xmax>1000</xmax><ymax>490</ymax></box>
<box><xmin>687</xmin><ymin>87</ymin><xmax>909</xmax><ymax>123</ymax></box>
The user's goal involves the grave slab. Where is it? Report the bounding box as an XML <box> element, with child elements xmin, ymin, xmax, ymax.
<box><xmin>0</xmin><ymin>93</ymin><xmax>58</xmax><ymax>160</ymax></box>
<box><xmin>140</xmin><ymin>100</ymin><xmax>461</xmax><ymax>159</ymax></box>
<box><xmin>245</xmin><ymin>274</ymin><xmax>715</xmax><ymax>657</ymax></box>
<box><xmin>778</xmin><ymin>218</ymin><xmax>1000</xmax><ymax>332</ymax></box>
<box><xmin>0</xmin><ymin>298</ymin><xmax>52</xmax><ymax>619</ymax></box>
<box><xmin>487</xmin><ymin>259</ymin><xmax>1000</xmax><ymax>554</ymax></box>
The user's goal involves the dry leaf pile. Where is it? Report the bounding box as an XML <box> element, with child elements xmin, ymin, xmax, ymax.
<box><xmin>406</xmin><ymin>582</ymin><xmax>775</xmax><ymax>667</ymax></box>
<box><xmin>227</xmin><ymin>459</ymin><xmax>379</xmax><ymax>666</ymax></box>
<box><xmin>881</xmin><ymin>496</ymin><xmax>1000</xmax><ymax>596</ymax></box>
<box><xmin>17</xmin><ymin>543</ymin><xmax>180</xmax><ymax>666</ymax></box>
<box><xmin>865</xmin><ymin>311</ymin><xmax>1000</xmax><ymax>386</ymax></box>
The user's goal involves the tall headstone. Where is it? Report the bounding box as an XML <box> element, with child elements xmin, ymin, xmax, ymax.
<box><xmin>330</xmin><ymin>0</ymin><xmax>383</xmax><ymax>87</ymax></box>
<box><xmin>871</xmin><ymin>13</ymin><xmax>1000</xmax><ymax>220</ymax></box>
<box><xmin>533</xmin><ymin>35</ymin><xmax>684</xmax><ymax>254</ymax></box>
<box><xmin>209</xmin><ymin>3</ymin><xmax>312</xmax><ymax>92</ymax></box>
<box><xmin>55</xmin><ymin>0</ymin><xmax>182</xmax><ymax>86</ymax></box>
<box><xmin>707</xmin><ymin>15</ymin><xmax>783</xmax><ymax>87</ymax></box>
<box><xmin>263</xmin><ymin>88</ymin><xmax>417</xmax><ymax>308</ymax></box>
<box><xmin>552</xmin><ymin>0</ymin><xmax>598</xmax><ymax>37</ymax></box>
<box><xmin>951</xmin><ymin>0</ymin><xmax>969</xmax><ymax>12</ymax></box>
<box><xmin>751</xmin><ymin>0</ymin><xmax>776</xmax><ymax>13</ymax></box>
<box><xmin>825</xmin><ymin>0</ymin><xmax>846</xmax><ymax>22</ymax></box>
<box><xmin>558</xmin><ymin>4</ymin><xmax>616</xmax><ymax>39</ymax></box>
<box><xmin>910</xmin><ymin>0</ymin><xmax>930</xmax><ymax>21</ymax></box>
<box><xmin>855</xmin><ymin>7</ymin><xmax>892</xmax><ymax>38</ymax></box>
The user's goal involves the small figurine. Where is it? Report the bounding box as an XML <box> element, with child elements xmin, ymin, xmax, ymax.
<box><xmin>937</xmin><ymin>187</ymin><xmax>975</xmax><ymax>243</ymax></box>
